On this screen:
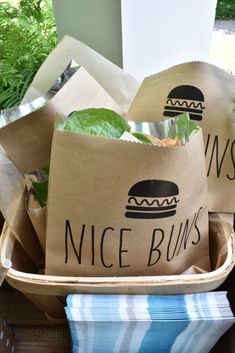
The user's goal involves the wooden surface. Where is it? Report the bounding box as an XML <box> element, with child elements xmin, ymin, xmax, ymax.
<box><xmin>0</xmin><ymin>283</ymin><xmax>71</xmax><ymax>352</ymax></box>
<box><xmin>15</xmin><ymin>326</ymin><xmax>70</xmax><ymax>353</ymax></box>
<box><xmin>0</xmin><ymin>283</ymin><xmax>48</xmax><ymax>326</ymax></box>
<box><xmin>17</xmin><ymin>344</ymin><xmax>69</xmax><ymax>353</ymax></box>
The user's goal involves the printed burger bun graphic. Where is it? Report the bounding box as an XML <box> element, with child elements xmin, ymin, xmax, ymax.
<box><xmin>163</xmin><ymin>85</ymin><xmax>205</xmax><ymax>121</ymax></box>
<box><xmin>125</xmin><ymin>180</ymin><xmax>179</xmax><ymax>219</ymax></box>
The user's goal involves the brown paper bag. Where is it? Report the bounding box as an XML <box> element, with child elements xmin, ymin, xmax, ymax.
<box><xmin>22</xmin><ymin>36</ymin><xmax>140</xmax><ymax>112</ymax></box>
<box><xmin>26</xmin><ymin>195</ymin><xmax>47</xmax><ymax>253</ymax></box>
<box><xmin>24</xmin><ymin>173</ymin><xmax>48</xmax><ymax>253</ymax></box>
<box><xmin>127</xmin><ymin>62</ymin><xmax>235</xmax><ymax>213</ymax></box>
<box><xmin>46</xmin><ymin>123</ymin><xmax>209</xmax><ymax>276</ymax></box>
<box><xmin>0</xmin><ymin>155</ymin><xmax>43</xmax><ymax>265</ymax></box>
<box><xmin>0</xmin><ymin>68</ymin><xmax>123</xmax><ymax>175</ymax></box>
<box><xmin>209</xmin><ymin>212</ymin><xmax>234</xmax><ymax>270</ymax></box>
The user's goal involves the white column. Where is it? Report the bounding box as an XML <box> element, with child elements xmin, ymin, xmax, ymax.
<box><xmin>121</xmin><ymin>0</ymin><xmax>218</xmax><ymax>80</ymax></box>
<box><xmin>52</xmin><ymin>0</ymin><xmax>122</xmax><ymax>67</ymax></box>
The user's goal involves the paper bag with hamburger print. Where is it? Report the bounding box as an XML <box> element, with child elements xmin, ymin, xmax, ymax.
<box><xmin>127</xmin><ymin>62</ymin><xmax>235</xmax><ymax>213</ymax></box>
<box><xmin>46</xmin><ymin>102</ymin><xmax>210</xmax><ymax>277</ymax></box>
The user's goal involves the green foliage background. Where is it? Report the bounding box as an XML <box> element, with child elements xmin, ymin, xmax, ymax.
<box><xmin>0</xmin><ymin>0</ymin><xmax>57</xmax><ymax>109</ymax></box>
<box><xmin>0</xmin><ymin>0</ymin><xmax>234</xmax><ymax>110</ymax></box>
<box><xmin>216</xmin><ymin>0</ymin><xmax>235</xmax><ymax>19</ymax></box>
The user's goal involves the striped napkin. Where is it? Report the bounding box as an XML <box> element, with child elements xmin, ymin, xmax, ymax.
<box><xmin>65</xmin><ymin>292</ymin><xmax>234</xmax><ymax>353</ymax></box>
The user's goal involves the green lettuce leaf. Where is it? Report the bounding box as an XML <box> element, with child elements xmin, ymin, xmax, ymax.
<box><xmin>61</xmin><ymin>108</ymin><xmax>130</xmax><ymax>139</ymax></box>
<box><xmin>131</xmin><ymin>132</ymin><xmax>152</xmax><ymax>144</ymax></box>
<box><xmin>32</xmin><ymin>168</ymin><xmax>49</xmax><ymax>208</ymax></box>
<box><xmin>170</xmin><ymin>113</ymin><xmax>200</xmax><ymax>141</ymax></box>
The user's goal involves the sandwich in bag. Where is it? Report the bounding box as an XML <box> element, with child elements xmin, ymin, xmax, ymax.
<box><xmin>45</xmin><ymin>108</ymin><xmax>210</xmax><ymax>277</ymax></box>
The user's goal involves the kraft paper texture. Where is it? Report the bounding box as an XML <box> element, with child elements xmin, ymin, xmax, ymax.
<box><xmin>209</xmin><ymin>212</ymin><xmax>234</xmax><ymax>270</ymax></box>
<box><xmin>26</xmin><ymin>193</ymin><xmax>47</xmax><ymax>254</ymax></box>
<box><xmin>127</xmin><ymin>62</ymin><xmax>235</xmax><ymax>213</ymax></box>
<box><xmin>0</xmin><ymin>154</ymin><xmax>42</xmax><ymax>265</ymax></box>
<box><xmin>0</xmin><ymin>68</ymin><xmax>122</xmax><ymax>175</ymax></box>
<box><xmin>46</xmin><ymin>128</ymin><xmax>209</xmax><ymax>276</ymax></box>
<box><xmin>22</xmin><ymin>35</ymin><xmax>140</xmax><ymax>113</ymax></box>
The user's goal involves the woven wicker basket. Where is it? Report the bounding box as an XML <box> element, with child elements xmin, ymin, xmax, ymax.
<box><xmin>0</xmin><ymin>216</ymin><xmax>234</xmax><ymax>320</ymax></box>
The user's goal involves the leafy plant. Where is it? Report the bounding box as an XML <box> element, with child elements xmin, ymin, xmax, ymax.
<box><xmin>0</xmin><ymin>0</ymin><xmax>58</xmax><ymax>109</ymax></box>
<box><xmin>216</xmin><ymin>0</ymin><xmax>235</xmax><ymax>20</ymax></box>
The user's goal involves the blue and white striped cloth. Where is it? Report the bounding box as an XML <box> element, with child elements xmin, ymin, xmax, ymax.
<box><xmin>65</xmin><ymin>292</ymin><xmax>234</xmax><ymax>353</ymax></box>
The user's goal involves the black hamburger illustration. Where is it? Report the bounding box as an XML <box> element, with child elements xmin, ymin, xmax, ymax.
<box><xmin>125</xmin><ymin>180</ymin><xmax>179</xmax><ymax>219</ymax></box>
<box><xmin>163</xmin><ymin>85</ymin><xmax>205</xmax><ymax>121</ymax></box>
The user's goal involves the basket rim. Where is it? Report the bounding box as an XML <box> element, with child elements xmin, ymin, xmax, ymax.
<box><xmin>2</xmin><ymin>225</ymin><xmax>234</xmax><ymax>286</ymax></box>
